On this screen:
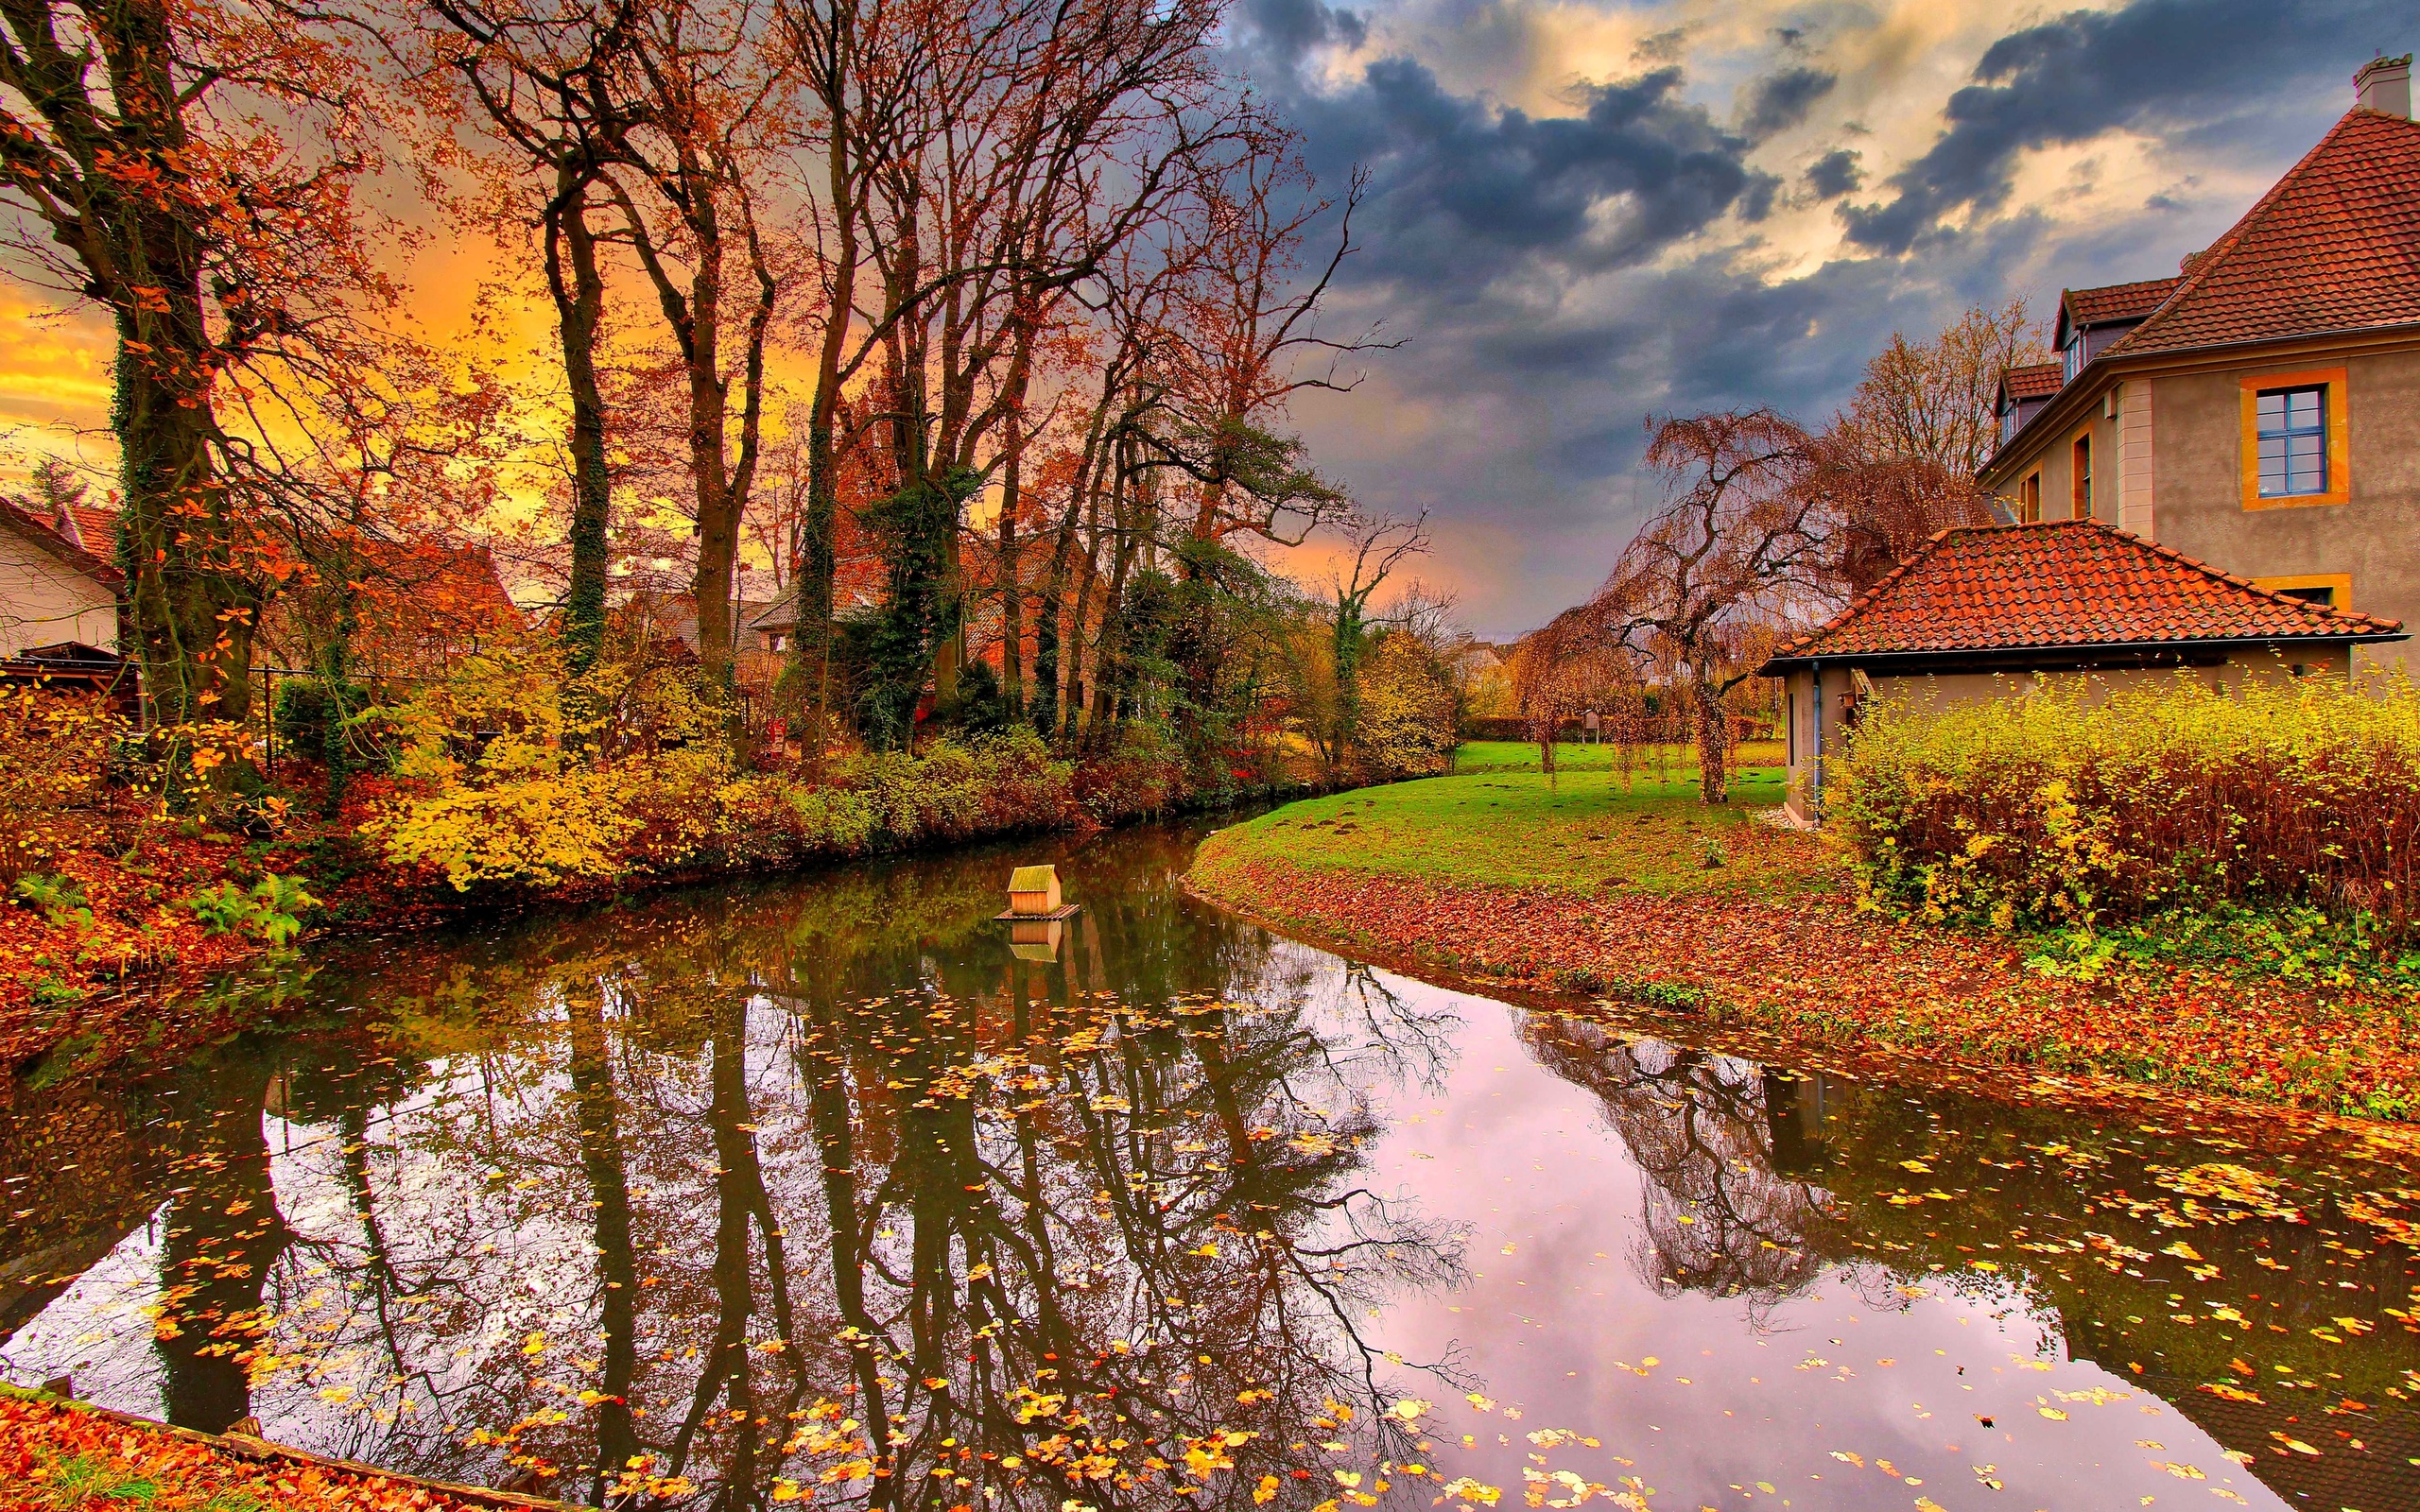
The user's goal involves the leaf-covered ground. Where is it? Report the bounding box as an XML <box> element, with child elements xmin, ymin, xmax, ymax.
<box><xmin>1188</xmin><ymin>780</ymin><xmax>2420</xmax><ymax>1122</ymax></box>
<box><xmin>0</xmin><ymin>1388</ymin><xmax>546</xmax><ymax>1510</ymax></box>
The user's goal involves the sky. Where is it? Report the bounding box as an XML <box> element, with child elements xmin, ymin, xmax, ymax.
<box><xmin>1245</xmin><ymin>0</ymin><xmax>2413</xmax><ymax>634</ymax></box>
<box><xmin>2</xmin><ymin>0</ymin><xmax>2411</xmax><ymax>636</ymax></box>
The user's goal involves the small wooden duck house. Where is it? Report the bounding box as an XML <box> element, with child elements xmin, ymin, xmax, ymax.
<box><xmin>1007</xmin><ymin>864</ymin><xmax>1062</xmax><ymax>917</ymax></box>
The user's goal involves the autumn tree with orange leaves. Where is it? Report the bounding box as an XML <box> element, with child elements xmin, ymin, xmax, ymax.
<box><xmin>0</xmin><ymin>0</ymin><xmax>393</xmax><ymax>737</ymax></box>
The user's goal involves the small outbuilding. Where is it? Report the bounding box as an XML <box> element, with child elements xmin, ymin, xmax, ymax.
<box><xmin>1756</xmin><ymin>519</ymin><xmax>2408</xmax><ymax>827</ymax></box>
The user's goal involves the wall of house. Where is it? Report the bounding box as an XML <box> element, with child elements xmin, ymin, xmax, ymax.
<box><xmin>2150</xmin><ymin>345</ymin><xmax>2420</xmax><ymax>677</ymax></box>
<box><xmin>0</xmin><ymin>525</ymin><xmax>116</xmax><ymax>658</ymax></box>
<box><xmin>1991</xmin><ymin>392</ymin><xmax>2124</xmax><ymax>524</ymax></box>
<box><xmin>1782</xmin><ymin>649</ymin><xmax>2356</xmax><ymax>826</ymax></box>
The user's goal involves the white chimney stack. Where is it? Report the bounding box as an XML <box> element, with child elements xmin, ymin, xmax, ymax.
<box><xmin>2356</xmin><ymin>53</ymin><xmax>2411</xmax><ymax>118</ymax></box>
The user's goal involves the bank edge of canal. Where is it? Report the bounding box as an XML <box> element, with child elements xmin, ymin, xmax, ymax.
<box><xmin>1184</xmin><ymin>816</ymin><xmax>2420</xmax><ymax>1156</ymax></box>
<box><xmin>2</xmin><ymin>1383</ymin><xmax>577</xmax><ymax>1510</ymax></box>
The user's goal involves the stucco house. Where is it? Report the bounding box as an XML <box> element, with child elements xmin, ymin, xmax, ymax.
<box><xmin>1759</xmin><ymin>520</ymin><xmax>2406</xmax><ymax>826</ymax></box>
<box><xmin>1979</xmin><ymin>54</ymin><xmax>2420</xmax><ymax>673</ymax></box>
<box><xmin>1</xmin><ymin>498</ymin><xmax>120</xmax><ymax>660</ymax></box>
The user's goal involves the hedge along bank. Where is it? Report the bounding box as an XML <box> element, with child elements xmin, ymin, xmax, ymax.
<box><xmin>1828</xmin><ymin>675</ymin><xmax>2420</xmax><ymax>968</ymax></box>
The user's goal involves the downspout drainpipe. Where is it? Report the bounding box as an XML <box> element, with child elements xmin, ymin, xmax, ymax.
<box><xmin>1810</xmin><ymin>661</ymin><xmax>1824</xmax><ymax>829</ymax></box>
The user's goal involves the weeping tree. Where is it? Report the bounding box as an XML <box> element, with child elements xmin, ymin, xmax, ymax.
<box><xmin>1537</xmin><ymin>410</ymin><xmax>1835</xmax><ymax>803</ymax></box>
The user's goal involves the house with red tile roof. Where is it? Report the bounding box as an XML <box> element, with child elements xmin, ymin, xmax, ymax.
<box><xmin>0</xmin><ymin>497</ymin><xmax>122</xmax><ymax>660</ymax></box>
<box><xmin>1978</xmin><ymin>54</ymin><xmax>2420</xmax><ymax>672</ymax></box>
<box><xmin>1757</xmin><ymin>521</ymin><xmax>2406</xmax><ymax>825</ymax></box>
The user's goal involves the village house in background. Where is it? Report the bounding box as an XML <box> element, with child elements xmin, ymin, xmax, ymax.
<box><xmin>1761</xmin><ymin>520</ymin><xmax>2406</xmax><ymax>826</ymax></box>
<box><xmin>0</xmin><ymin>497</ymin><xmax>120</xmax><ymax>662</ymax></box>
<box><xmin>1981</xmin><ymin>54</ymin><xmax>2419</xmax><ymax>673</ymax></box>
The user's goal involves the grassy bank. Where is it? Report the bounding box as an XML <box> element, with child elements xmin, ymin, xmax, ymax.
<box><xmin>1187</xmin><ymin>752</ymin><xmax>2420</xmax><ymax>1121</ymax></box>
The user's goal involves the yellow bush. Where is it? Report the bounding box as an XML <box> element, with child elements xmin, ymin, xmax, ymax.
<box><xmin>367</xmin><ymin>766</ymin><xmax>647</xmax><ymax>891</ymax></box>
<box><xmin>1834</xmin><ymin>673</ymin><xmax>2420</xmax><ymax>935</ymax></box>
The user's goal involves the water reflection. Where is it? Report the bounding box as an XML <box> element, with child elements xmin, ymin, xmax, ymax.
<box><xmin>3</xmin><ymin>819</ymin><xmax>2418</xmax><ymax>1512</ymax></box>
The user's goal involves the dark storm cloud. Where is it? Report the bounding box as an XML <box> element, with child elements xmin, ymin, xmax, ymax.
<box><xmin>1222</xmin><ymin>0</ymin><xmax>2381</xmax><ymax>630</ymax></box>
<box><xmin>1738</xmin><ymin>66</ymin><xmax>1836</xmax><ymax>140</ymax></box>
<box><xmin>1238</xmin><ymin>0</ymin><xmax>1365</xmax><ymax>64</ymax></box>
<box><xmin>1841</xmin><ymin>0</ymin><xmax>2409</xmax><ymax>253</ymax></box>
<box><xmin>1804</xmin><ymin>147</ymin><xmax>1863</xmax><ymax>199</ymax></box>
<box><xmin>1286</xmin><ymin>59</ymin><xmax>1778</xmax><ymax>289</ymax></box>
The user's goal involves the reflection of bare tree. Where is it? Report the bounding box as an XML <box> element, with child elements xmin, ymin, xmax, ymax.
<box><xmin>8</xmin><ymin>821</ymin><xmax>1467</xmax><ymax>1510</ymax></box>
<box><xmin>772</xmin><ymin>929</ymin><xmax>1468</xmax><ymax>1512</ymax></box>
<box><xmin>1327</xmin><ymin>964</ymin><xmax>1461</xmax><ymax>1099</ymax></box>
<box><xmin>156</xmin><ymin>1053</ymin><xmax>290</xmax><ymax>1434</ymax></box>
<box><xmin>564</xmin><ymin>989</ymin><xmax>640</xmax><ymax>1504</ymax></box>
<box><xmin>1522</xmin><ymin>1018</ymin><xmax>1844</xmax><ymax>1321</ymax></box>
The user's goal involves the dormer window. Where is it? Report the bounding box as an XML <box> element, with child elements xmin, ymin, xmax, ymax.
<box><xmin>2061</xmin><ymin>331</ymin><xmax>2083</xmax><ymax>384</ymax></box>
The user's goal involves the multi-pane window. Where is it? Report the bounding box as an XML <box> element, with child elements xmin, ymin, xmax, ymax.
<box><xmin>2256</xmin><ymin>386</ymin><xmax>2327</xmax><ymax>496</ymax></box>
<box><xmin>2071</xmin><ymin>436</ymin><xmax>2092</xmax><ymax>519</ymax></box>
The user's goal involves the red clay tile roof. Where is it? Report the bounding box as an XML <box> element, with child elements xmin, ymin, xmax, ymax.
<box><xmin>1</xmin><ymin>498</ymin><xmax>121</xmax><ymax>586</ymax></box>
<box><xmin>1760</xmin><ymin>520</ymin><xmax>2402</xmax><ymax>666</ymax></box>
<box><xmin>2000</xmin><ymin>362</ymin><xmax>2062</xmax><ymax>402</ymax></box>
<box><xmin>60</xmin><ymin>503</ymin><xmax>118</xmax><ymax>555</ymax></box>
<box><xmin>2109</xmin><ymin>108</ymin><xmax>2420</xmax><ymax>357</ymax></box>
<box><xmin>2062</xmin><ymin>276</ymin><xmax>2178</xmax><ymax>329</ymax></box>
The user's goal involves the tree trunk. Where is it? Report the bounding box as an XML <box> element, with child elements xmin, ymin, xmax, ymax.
<box><xmin>113</xmin><ymin>324</ymin><xmax>257</xmax><ymax>736</ymax></box>
<box><xmin>994</xmin><ymin>384</ymin><xmax>1028</xmax><ymax>718</ymax></box>
<box><xmin>1693</xmin><ymin>675</ymin><xmax>1729</xmax><ymax>803</ymax></box>
<box><xmin>546</xmin><ymin>182</ymin><xmax>614</xmax><ymax>679</ymax></box>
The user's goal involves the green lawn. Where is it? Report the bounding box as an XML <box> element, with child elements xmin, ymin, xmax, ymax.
<box><xmin>1452</xmin><ymin>738</ymin><xmax>1786</xmax><ymax>775</ymax></box>
<box><xmin>1228</xmin><ymin>749</ymin><xmax>1831</xmax><ymax>899</ymax></box>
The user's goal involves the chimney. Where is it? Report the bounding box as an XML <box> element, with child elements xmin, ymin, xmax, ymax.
<box><xmin>2356</xmin><ymin>53</ymin><xmax>2411</xmax><ymax>117</ymax></box>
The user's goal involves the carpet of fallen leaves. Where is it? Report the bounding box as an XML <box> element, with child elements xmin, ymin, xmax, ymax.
<box><xmin>0</xmin><ymin>775</ymin><xmax>431</xmax><ymax>1083</ymax></box>
<box><xmin>0</xmin><ymin>1391</ymin><xmax>547</xmax><ymax>1511</ymax></box>
<box><xmin>1188</xmin><ymin>835</ymin><xmax>2420</xmax><ymax>1122</ymax></box>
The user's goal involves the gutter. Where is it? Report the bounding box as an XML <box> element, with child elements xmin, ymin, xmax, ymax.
<box><xmin>1978</xmin><ymin>319</ymin><xmax>2420</xmax><ymax>489</ymax></box>
<box><xmin>1760</xmin><ymin>627</ymin><xmax>2409</xmax><ymax>678</ymax></box>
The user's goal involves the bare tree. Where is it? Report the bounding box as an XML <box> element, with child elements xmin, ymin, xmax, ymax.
<box><xmin>1832</xmin><ymin>297</ymin><xmax>2048</xmax><ymax>476</ymax></box>
<box><xmin>596</xmin><ymin>0</ymin><xmax>795</xmax><ymax>688</ymax></box>
<box><xmin>1549</xmin><ymin>411</ymin><xmax>1831</xmax><ymax>803</ymax></box>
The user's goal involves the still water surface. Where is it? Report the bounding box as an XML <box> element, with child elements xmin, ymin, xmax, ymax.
<box><xmin>4</xmin><ymin>817</ymin><xmax>2419</xmax><ymax>1511</ymax></box>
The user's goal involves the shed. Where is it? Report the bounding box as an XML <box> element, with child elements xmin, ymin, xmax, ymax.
<box><xmin>1756</xmin><ymin>520</ymin><xmax>2408</xmax><ymax>827</ymax></box>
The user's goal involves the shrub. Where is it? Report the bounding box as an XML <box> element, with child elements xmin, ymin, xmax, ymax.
<box><xmin>365</xmin><ymin>766</ymin><xmax>650</xmax><ymax>891</ymax></box>
<box><xmin>1354</xmin><ymin>630</ymin><xmax>1459</xmax><ymax>779</ymax></box>
<box><xmin>0</xmin><ymin>689</ymin><xmax>121</xmax><ymax>886</ymax></box>
<box><xmin>366</xmin><ymin>719</ymin><xmax>1082</xmax><ymax>891</ymax></box>
<box><xmin>1833</xmin><ymin>674</ymin><xmax>2420</xmax><ymax>939</ymax></box>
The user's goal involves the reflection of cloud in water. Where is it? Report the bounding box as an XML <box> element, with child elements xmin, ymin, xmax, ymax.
<box><xmin>0</xmin><ymin>821</ymin><xmax>1471</xmax><ymax>1510</ymax></box>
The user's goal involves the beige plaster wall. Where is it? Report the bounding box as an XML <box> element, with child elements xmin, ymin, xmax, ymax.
<box><xmin>0</xmin><ymin>526</ymin><xmax>115</xmax><ymax>658</ymax></box>
<box><xmin>1782</xmin><ymin>650</ymin><xmax>2352</xmax><ymax>825</ymax></box>
<box><xmin>1992</xmin><ymin>391</ymin><xmax>2122</xmax><ymax>524</ymax></box>
<box><xmin>2151</xmin><ymin>347</ymin><xmax>2420</xmax><ymax>678</ymax></box>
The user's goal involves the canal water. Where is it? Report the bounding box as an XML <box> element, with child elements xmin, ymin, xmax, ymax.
<box><xmin>4</xmin><ymin>816</ymin><xmax>2418</xmax><ymax>1511</ymax></box>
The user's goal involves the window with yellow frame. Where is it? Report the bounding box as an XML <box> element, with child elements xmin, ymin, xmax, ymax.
<box><xmin>2240</xmin><ymin>367</ymin><xmax>2349</xmax><ymax>508</ymax></box>
<box><xmin>2252</xmin><ymin>573</ymin><xmax>2354</xmax><ymax>611</ymax></box>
